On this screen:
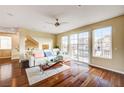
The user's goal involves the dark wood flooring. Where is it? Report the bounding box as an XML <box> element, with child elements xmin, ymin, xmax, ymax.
<box><xmin>0</xmin><ymin>58</ymin><xmax>124</xmax><ymax>87</ymax></box>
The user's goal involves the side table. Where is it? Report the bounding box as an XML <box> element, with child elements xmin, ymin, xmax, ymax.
<box><xmin>21</xmin><ymin>59</ymin><xmax>29</xmax><ymax>68</ymax></box>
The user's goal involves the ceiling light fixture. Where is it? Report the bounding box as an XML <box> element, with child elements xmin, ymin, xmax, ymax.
<box><xmin>77</xmin><ymin>5</ymin><xmax>82</xmax><ymax>7</ymax></box>
<box><xmin>45</xmin><ymin>18</ymin><xmax>68</xmax><ymax>27</ymax></box>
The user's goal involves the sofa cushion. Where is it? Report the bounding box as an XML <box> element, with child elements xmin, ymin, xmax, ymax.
<box><xmin>32</xmin><ymin>49</ymin><xmax>45</xmax><ymax>57</ymax></box>
<box><xmin>52</xmin><ymin>48</ymin><xmax>60</xmax><ymax>56</ymax></box>
<box><xmin>45</xmin><ymin>52</ymin><xmax>53</xmax><ymax>57</ymax></box>
<box><xmin>44</xmin><ymin>49</ymin><xmax>54</xmax><ymax>57</ymax></box>
<box><xmin>34</xmin><ymin>57</ymin><xmax>48</xmax><ymax>65</ymax></box>
<box><xmin>33</xmin><ymin>53</ymin><xmax>44</xmax><ymax>58</ymax></box>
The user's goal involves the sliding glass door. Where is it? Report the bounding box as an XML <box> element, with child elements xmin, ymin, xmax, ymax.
<box><xmin>70</xmin><ymin>34</ymin><xmax>78</xmax><ymax>60</ymax></box>
<box><xmin>61</xmin><ymin>36</ymin><xmax>68</xmax><ymax>55</ymax></box>
<box><xmin>78</xmin><ymin>32</ymin><xmax>89</xmax><ymax>63</ymax></box>
<box><xmin>69</xmin><ymin>32</ymin><xmax>89</xmax><ymax>63</ymax></box>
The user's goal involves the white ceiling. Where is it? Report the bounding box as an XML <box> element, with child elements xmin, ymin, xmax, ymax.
<box><xmin>0</xmin><ymin>5</ymin><xmax>124</xmax><ymax>34</ymax></box>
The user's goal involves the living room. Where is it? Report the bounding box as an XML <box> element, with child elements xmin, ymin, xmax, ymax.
<box><xmin>0</xmin><ymin>5</ymin><xmax>124</xmax><ymax>88</ymax></box>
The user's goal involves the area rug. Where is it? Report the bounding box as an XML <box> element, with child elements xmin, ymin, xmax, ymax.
<box><xmin>25</xmin><ymin>64</ymin><xmax>70</xmax><ymax>85</ymax></box>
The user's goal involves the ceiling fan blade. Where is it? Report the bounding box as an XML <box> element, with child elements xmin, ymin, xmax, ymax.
<box><xmin>45</xmin><ymin>21</ymin><xmax>54</xmax><ymax>24</ymax></box>
<box><xmin>60</xmin><ymin>22</ymin><xmax>68</xmax><ymax>25</ymax></box>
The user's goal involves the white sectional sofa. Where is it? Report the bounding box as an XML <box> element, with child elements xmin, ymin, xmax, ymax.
<box><xmin>28</xmin><ymin>49</ymin><xmax>63</xmax><ymax>67</ymax></box>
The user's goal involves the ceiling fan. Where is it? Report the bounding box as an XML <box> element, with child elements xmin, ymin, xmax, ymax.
<box><xmin>46</xmin><ymin>18</ymin><xmax>68</xmax><ymax>27</ymax></box>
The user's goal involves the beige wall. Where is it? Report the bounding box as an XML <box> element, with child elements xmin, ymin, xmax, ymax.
<box><xmin>57</xmin><ymin>15</ymin><xmax>124</xmax><ymax>73</ymax></box>
<box><xmin>25</xmin><ymin>35</ymin><xmax>39</xmax><ymax>49</ymax></box>
<box><xmin>19</xmin><ymin>28</ymin><xmax>56</xmax><ymax>59</ymax></box>
<box><xmin>0</xmin><ymin>32</ymin><xmax>19</xmax><ymax>58</ymax></box>
<box><xmin>25</xmin><ymin>39</ymin><xmax>39</xmax><ymax>49</ymax></box>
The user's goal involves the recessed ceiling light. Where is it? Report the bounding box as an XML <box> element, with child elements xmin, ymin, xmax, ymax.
<box><xmin>7</xmin><ymin>13</ymin><xmax>14</xmax><ymax>16</ymax></box>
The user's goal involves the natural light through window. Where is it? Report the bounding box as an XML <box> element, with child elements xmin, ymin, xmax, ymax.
<box><xmin>93</xmin><ymin>26</ymin><xmax>112</xmax><ymax>59</ymax></box>
<box><xmin>70</xmin><ymin>34</ymin><xmax>78</xmax><ymax>60</ymax></box>
<box><xmin>78</xmin><ymin>32</ymin><xmax>89</xmax><ymax>62</ymax></box>
<box><xmin>61</xmin><ymin>36</ymin><xmax>68</xmax><ymax>55</ymax></box>
<box><xmin>0</xmin><ymin>36</ymin><xmax>12</xmax><ymax>49</ymax></box>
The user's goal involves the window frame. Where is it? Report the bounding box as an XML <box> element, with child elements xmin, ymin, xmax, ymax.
<box><xmin>0</xmin><ymin>36</ymin><xmax>12</xmax><ymax>50</ymax></box>
<box><xmin>78</xmin><ymin>32</ymin><xmax>89</xmax><ymax>62</ymax></box>
<box><xmin>92</xmin><ymin>26</ymin><xmax>112</xmax><ymax>59</ymax></box>
<box><xmin>69</xmin><ymin>34</ymin><xmax>78</xmax><ymax>59</ymax></box>
<box><xmin>61</xmin><ymin>36</ymin><xmax>68</xmax><ymax>55</ymax></box>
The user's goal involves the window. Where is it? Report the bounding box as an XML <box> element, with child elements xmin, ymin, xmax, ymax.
<box><xmin>61</xmin><ymin>36</ymin><xmax>68</xmax><ymax>55</ymax></box>
<box><xmin>93</xmin><ymin>26</ymin><xmax>112</xmax><ymax>59</ymax></box>
<box><xmin>0</xmin><ymin>36</ymin><xmax>12</xmax><ymax>49</ymax></box>
<box><xmin>78</xmin><ymin>32</ymin><xmax>89</xmax><ymax>62</ymax></box>
<box><xmin>70</xmin><ymin>34</ymin><xmax>78</xmax><ymax>59</ymax></box>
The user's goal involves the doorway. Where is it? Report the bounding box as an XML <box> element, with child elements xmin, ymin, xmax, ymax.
<box><xmin>69</xmin><ymin>32</ymin><xmax>90</xmax><ymax>64</ymax></box>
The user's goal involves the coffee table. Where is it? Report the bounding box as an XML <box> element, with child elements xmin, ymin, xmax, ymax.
<box><xmin>39</xmin><ymin>61</ymin><xmax>63</xmax><ymax>71</ymax></box>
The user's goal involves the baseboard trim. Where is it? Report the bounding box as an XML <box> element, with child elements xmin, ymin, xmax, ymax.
<box><xmin>0</xmin><ymin>57</ymin><xmax>11</xmax><ymax>59</ymax></box>
<box><xmin>89</xmin><ymin>63</ymin><xmax>124</xmax><ymax>75</ymax></box>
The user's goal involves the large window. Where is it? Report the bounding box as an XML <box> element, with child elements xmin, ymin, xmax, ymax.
<box><xmin>0</xmin><ymin>36</ymin><xmax>12</xmax><ymax>49</ymax></box>
<box><xmin>78</xmin><ymin>32</ymin><xmax>89</xmax><ymax>62</ymax></box>
<box><xmin>70</xmin><ymin>34</ymin><xmax>78</xmax><ymax>59</ymax></box>
<box><xmin>61</xmin><ymin>36</ymin><xmax>68</xmax><ymax>55</ymax></box>
<box><xmin>93</xmin><ymin>26</ymin><xmax>112</xmax><ymax>59</ymax></box>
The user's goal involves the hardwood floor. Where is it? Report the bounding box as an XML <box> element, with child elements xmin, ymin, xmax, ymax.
<box><xmin>0</xmin><ymin>58</ymin><xmax>124</xmax><ymax>87</ymax></box>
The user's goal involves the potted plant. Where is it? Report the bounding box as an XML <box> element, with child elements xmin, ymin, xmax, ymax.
<box><xmin>54</xmin><ymin>45</ymin><xmax>59</xmax><ymax>49</ymax></box>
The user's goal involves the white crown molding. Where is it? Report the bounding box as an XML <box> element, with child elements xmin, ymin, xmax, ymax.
<box><xmin>0</xmin><ymin>26</ymin><xmax>17</xmax><ymax>33</ymax></box>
